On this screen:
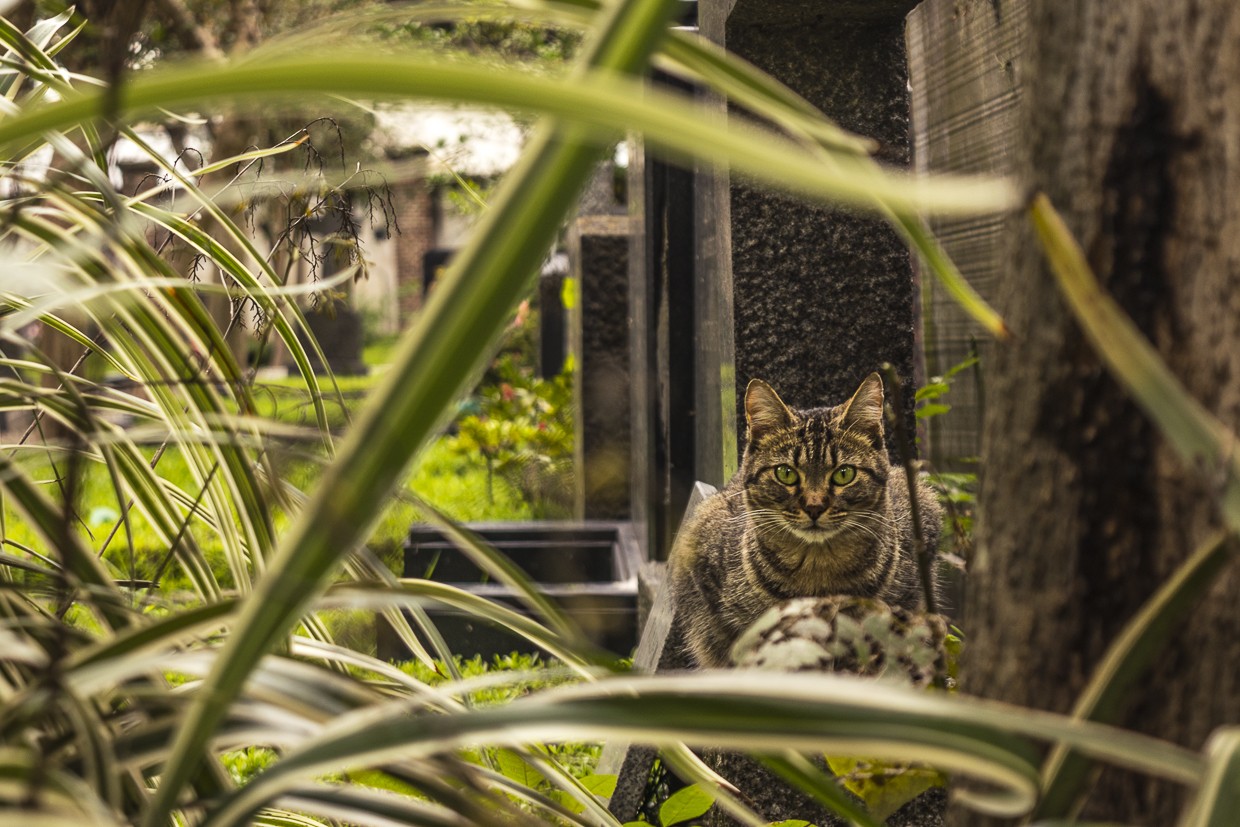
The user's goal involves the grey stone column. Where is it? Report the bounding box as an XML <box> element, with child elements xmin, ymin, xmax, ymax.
<box><xmin>698</xmin><ymin>0</ymin><xmax>922</xmax><ymax>470</ymax></box>
<box><xmin>569</xmin><ymin>161</ymin><xmax>631</xmax><ymax>520</ymax></box>
<box><xmin>680</xmin><ymin>3</ymin><xmax>942</xmax><ymax>825</ymax></box>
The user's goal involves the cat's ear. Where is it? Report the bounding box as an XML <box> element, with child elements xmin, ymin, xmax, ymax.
<box><xmin>840</xmin><ymin>372</ymin><xmax>885</xmax><ymax>436</ymax></box>
<box><xmin>745</xmin><ymin>379</ymin><xmax>793</xmax><ymax>439</ymax></box>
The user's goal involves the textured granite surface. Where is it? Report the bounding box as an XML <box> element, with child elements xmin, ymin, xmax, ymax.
<box><xmin>705</xmin><ymin>9</ymin><xmax>921</xmax><ymax>449</ymax></box>
<box><xmin>576</xmin><ymin>232</ymin><xmax>631</xmax><ymax>519</ymax></box>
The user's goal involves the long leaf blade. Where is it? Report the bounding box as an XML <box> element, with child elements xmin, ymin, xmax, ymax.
<box><xmin>1178</xmin><ymin>728</ymin><xmax>1240</xmax><ymax>827</ymax></box>
<box><xmin>142</xmin><ymin>1</ymin><xmax>686</xmax><ymax>822</ymax></box>
<box><xmin>1036</xmin><ymin>531</ymin><xmax>1238</xmax><ymax>818</ymax></box>
<box><xmin>0</xmin><ymin>55</ymin><xmax>1015</xmax><ymax>217</ymax></box>
<box><xmin>1030</xmin><ymin>194</ymin><xmax>1240</xmax><ymax>531</ymax></box>
<box><xmin>197</xmin><ymin>672</ymin><xmax>1205</xmax><ymax>826</ymax></box>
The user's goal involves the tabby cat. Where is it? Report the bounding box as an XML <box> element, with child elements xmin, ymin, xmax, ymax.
<box><xmin>670</xmin><ymin>373</ymin><xmax>941</xmax><ymax>668</ymax></box>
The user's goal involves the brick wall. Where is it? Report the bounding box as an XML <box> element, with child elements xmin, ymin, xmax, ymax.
<box><xmin>390</xmin><ymin>174</ymin><xmax>435</xmax><ymax>325</ymax></box>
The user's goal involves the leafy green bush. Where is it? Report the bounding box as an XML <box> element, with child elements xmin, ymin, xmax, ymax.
<box><xmin>448</xmin><ymin>355</ymin><xmax>574</xmax><ymax>516</ymax></box>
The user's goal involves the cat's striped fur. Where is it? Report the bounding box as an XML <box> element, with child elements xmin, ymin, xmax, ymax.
<box><xmin>670</xmin><ymin>373</ymin><xmax>941</xmax><ymax>668</ymax></box>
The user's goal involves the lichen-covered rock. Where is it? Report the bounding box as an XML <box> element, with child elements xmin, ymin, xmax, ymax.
<box><xmin>724</xmin><ymin>596</ymin><xmax>952</xmax><ymax>825</ymax></box>
<box><xmin>730</xmin><ymin>595</ymin><xmax>951</xmax><ymax>689</ymax></box>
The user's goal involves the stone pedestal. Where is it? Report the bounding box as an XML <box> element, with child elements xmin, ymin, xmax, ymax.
<box><xmin>298</xmin><ymin>304</ymin><xmax>366</xmax><ymax>376</ymax></box>
<box><xmin>570</xmin><ymin>162</ymin><xmax>631</xmax><ymax>520</ymax></box>
<box><xmin>698</xmin><ymin>0</ymin><xmax>923</xmax><ymax>464</ymax></box>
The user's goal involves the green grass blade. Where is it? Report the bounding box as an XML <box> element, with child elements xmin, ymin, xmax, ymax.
<box><xmin>0</xmin><ymin>12</ymin><xmax>69</xmax><ymax>75</ymax></box>
<box><xmin>287</xmin><ymin>636</ymin><xmax>461</xmax><ymax>709</ymax></box>
<box><xmin>119</xmin><ymin>126</ymin><xmax>340</xmax><ymax>447</ymax></box>
<box><xmin>1036</xmin><ymin>530</ymin><xmax>1237</xmax><ymax>819</ymax></box>
<box><xmin>0</xmin><ymin>293</ymin><xmax>135</xmax><ymax>380</ymax></box>
<box><xmin>0</xmin><ymin>55</ymin><xmax>1015</xmax><ymax>217</ymax></box>
<box><xmin>1031</xmin><ymin>194</ymin><xmax>1240</xmax><ymax>530</ymax></box>
<box><xmin>0</xmin><ymin>549</ymin><xmax>58</xmax><ymax>578</ymax></box>
<box><xmin>340</xmin><ymin>548</ymin><xmax>448</xmax><ymax>673</ymax></box>
<box><xmin>102</xmin><ymin>440</ymin><xmax>224</xmax><ymax>600</ymax></box>
<box><xmin>142</xmin><ymin>0</ymin><xmax>686</xmax><ymax>821</ymax></box>
<box><xmin>0</xmin><ymin>747</ymin><xmax>125</xmax><ymax>826</ymax></box>
<box><xmin>1178</xmin><ymin>728</ymin><xmax>1240</xmax><ymax>827</ymax></box>
<box><xmin>0</xmin><ymin>454</ymin><xmax>130</xmax><ymax>632</ymax></box>
<box><xmin>324</xmin><ymin>582</ymin><xmax>605</xmax><ymax>673</ymax></box>
<box><xmin>263</xmin><ymin>786</ymin><xmax>468</xmax><ymax>827</ymax></box>
<box><xmin>67</xmin><ymin>599</ymin><xmax>236</xmax><ymax>671</ymax></box>
<box><xmin>893</xmin><ymin>210</ymin><xmax>1009</xmax><ymax>338</ymax></box>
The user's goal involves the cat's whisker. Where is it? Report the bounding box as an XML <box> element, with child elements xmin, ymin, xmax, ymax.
<box><xmin>841</xmin><ymin>513</ymin><xmax>893</xmax><ymax>531</ymax></box>
<box><xmin>849</xmin><ymin>514</ymin><xmax>899</xmax><ymax>539</ymax></box>
<box><xmin>831</xmin><ymin>512</ymin><xmax>893</xmax><ymax>544</ymax></box>
<box><xmin>746</xmin><ymin>510</ymin><xmax>790</xmax><ymax>532</ymax></box>
<box><xmin>843</xmin><ymin>523</ymin><xmax>886</xmax><ymax>546</ymax></box>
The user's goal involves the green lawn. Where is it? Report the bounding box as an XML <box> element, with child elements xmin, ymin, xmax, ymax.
<box><xmin>2</xmin><ymin>325</ymin><xmax>546</xmax><ymax>597</ymax></box>
<box><xmin>2</xmin><ymin>436</ymin><xmax>532</xmax><ymax>588</ymax></box>
<box><xmin>2</xmin><ymin>336</ymin><xmax>558</xmax><ymax>660</ymax></box>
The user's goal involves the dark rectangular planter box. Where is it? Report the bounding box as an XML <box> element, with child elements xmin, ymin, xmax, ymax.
<box><xmin>377</xmin><ymin>521</ymin><xmax>642</xmax><ymax>661</ymax></box>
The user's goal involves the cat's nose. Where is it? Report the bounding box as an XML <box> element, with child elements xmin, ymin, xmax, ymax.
<box><xmin>803</xmin><ymin>501</ymin><xmax>827</xmax><ymax>522</ymax></box>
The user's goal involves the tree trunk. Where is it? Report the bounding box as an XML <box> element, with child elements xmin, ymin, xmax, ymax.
<box><xmin>964</xmin><ymin>2</ymin><xmax>1240</xmax><ymax>824</ymax></box>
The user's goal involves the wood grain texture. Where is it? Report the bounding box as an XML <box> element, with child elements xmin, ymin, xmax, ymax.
<box><xmin>907</xmin><ymin>0</ymin><xmax>1027</xmax><ymax>468</ymax></box>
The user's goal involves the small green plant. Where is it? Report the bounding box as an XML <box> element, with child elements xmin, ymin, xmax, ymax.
<box><xmin>914</xmin><ymin>352</ymin><xmax>979</xmax><ymax>425</ymax></box>
<box><xmin>222</xmin><ymin>747</ymin><xmax>279</xmax><ymax>786</ymax></box>
<box><xmin>448</xmin><ymin>355</ymin><xmax>573</xmax><ymax>515</ymax></box>
<box><xmin>622</xmin><ymin>782</ymin><xmax>715</xmax><ymax>827</ymax></box>
<box><xmin>927</xmin><ymin>469</ymin><xmax>976</xmax><ymax>566</ymax></box>
<box><xmin>916</xmin><ymin>355</ymin><xmax>981</xmax><ymax>567</ymax></box>
<box><xmin>823</xmin><ymin>755</ymin><xmax>943</xmax><ymax>822</ymax></box>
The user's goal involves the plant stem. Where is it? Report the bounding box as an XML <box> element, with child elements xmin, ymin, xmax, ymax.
<box><xmin>485</xmin><ymin>456</ymin><xmax>495</xmax><ymax>505</ymax></box>
<box><xmin>881</xmin><ymin>363</ymin><xmax>938</xmax><ymax>618</ymax></box>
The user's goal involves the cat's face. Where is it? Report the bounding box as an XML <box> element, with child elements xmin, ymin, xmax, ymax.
<box><xmin>741</xmin><ymin>374</ymin><xmax>890</xmax><ymax>545</ymax></box>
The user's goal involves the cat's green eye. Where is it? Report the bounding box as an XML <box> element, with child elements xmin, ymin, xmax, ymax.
<box><xmin>831</xmin><ymin>465</ymin><xmax>857</xmax><ymax>486</ymax></box>
<box><xmin>773</xmin><ymin>464</ymin><xmax>799</xmax><ymax>485</ymax></box>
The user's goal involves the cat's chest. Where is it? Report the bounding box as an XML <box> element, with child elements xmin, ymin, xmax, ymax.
<box><xmin>741</xmin><ymin>533</ymin><xmax>881</xmax><ymax>598</ymax></box>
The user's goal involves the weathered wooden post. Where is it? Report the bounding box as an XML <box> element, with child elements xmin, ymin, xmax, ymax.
<box><xmin>906</xmin><ymin>0</ymin><xmax>1025</xmax><ymax>469</ymax></box>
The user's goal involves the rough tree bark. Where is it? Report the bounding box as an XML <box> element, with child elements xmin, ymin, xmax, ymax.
<box><xmin>964</xmin><ymin>2</ymin><xmax>1240</xmax><ymax>824</ymax></box>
